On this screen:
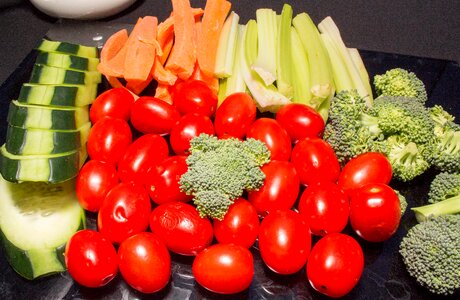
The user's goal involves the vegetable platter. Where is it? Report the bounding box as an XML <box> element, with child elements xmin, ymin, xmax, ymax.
<box><xmin>1</xmin><ymin>8</ymin><xmax>460</xmax><ymax>300</ymax></box>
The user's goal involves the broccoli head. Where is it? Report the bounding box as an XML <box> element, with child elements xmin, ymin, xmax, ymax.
<box><xmin>373</xmin><ymin>68</ymin><xmax>427</xmax><ymax>103</ymax></box>
<box><xmin>427</xmin><ymin>172</ymin><xmax>460</xmax><ymax>204</ymax></box>
<box><xmin>179</xmin><ymin>134</ymin><xmax>270</xmax><ymax>220</ymax></box>
<box><xmin>426</xmin><ymin>129</ymin><xmax>460</xmax><ymax>173</ymax></box>
<box><xmin>399</xmin><ymin>214</ymin><xmax>460</xmax><ymax>295</ymax></box>
<box><xmin>394</xmin><ymin>189</ymin><xmax>408</xmax><ymax>215</ymax></box>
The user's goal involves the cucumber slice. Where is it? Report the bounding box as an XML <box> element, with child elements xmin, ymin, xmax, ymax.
<box><xmin>30</xmin><ymin>64</ymin><xmax>101</xmax><ymax>85</ymax></box>
<box><xmin>37</xmin><ymin>39</ymin><xmax>98</xmax><ymax>59</ymax></box>
<box><xmin>36</xmin><ymin>51</ymin><xmax>99</xmax><ymax>72</ymax></box>
<box><xmin>0</xmin><ymin>176</ymin><xmax>85</xmax><ymax>279</ymax></box>
<box><xmin>0</xmin><ymin>145</ymin><xmax>87</xmax><ymax>183</ymax></box>
<box><xmin>6</xmin><ymin>122</ymin><xmax>91</xmax><ymax>155</ymax></box>
<box><xmin>7</xmin><ymin>100</ymin><xmax>89</xmax><ymax>130</ymax></box>
<box><xmin>18</xmin><ymin>83</ymin><xmax>98</xmax><ymax>107</ymax></box>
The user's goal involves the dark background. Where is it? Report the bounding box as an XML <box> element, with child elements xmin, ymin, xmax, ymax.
<box><xmin>0</xmin><ymin>0</ymin><xmax>459</xmax><ymax>84</ymax></box>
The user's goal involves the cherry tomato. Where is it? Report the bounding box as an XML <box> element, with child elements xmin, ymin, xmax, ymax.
<box><xmin>76</xmin><ymin>160</ymin><xmax>119</xmax><ymax>212</ymax></box>
<box><xmin>214</xmin><ymin>92</ymin><xmax>257</xmax><ymax>139</ymax></box>
<box><xmin>290</xmin><ymin>137</ymin><xmax>340</xmax><ymax>185</ymax></box>
<box><xmin>98</xmin><ymin>182</ymin><xmax>151</xmax><ymax>244</ymax></box>
<box><xmin>117</xmin><ymin>134</ymin><xmax>169</xmax><ymax>185</ymax></box>
<box><xmin>192</xmin><ymin>243</ymin><xmax>254</xmax><ymax>294</ymax></box>
<box><xmin>118</xmin><ymin>232</ymin><xmax>171</xmax><ymax>293</ymax></box>
<box><xmin>130</xmin><ymin>96</ymin><xmax>181</xmax><ymax>135</ymax></box>
<box><xmin>338</xmin><ymin>152</ymin><xmax>393</xmax><ymax>195</ymax></box>
<box><xmin>307</xmin><ymin>233</ymin><xmax>364</xmax><ymax>298</ymax></box>
<box><xmin>87</xmin><ymin>117</ymin><xmax>132</xmax><ymax>165</ymax></box>
<box><xmin>146</xmin><ymin>156</ymin><xmax>191</xmax><ymax>205</ymax></box>
<box><xmin>298</xmin><ymin>181</ymin><xmax>349</xmax><ymax>236</ymax></box>
<box><xmin>149</xmin><ymin>202</ymin><xmax>213</xmax><ymax>255</ymax></box>
<box><xmin>89</xmin><ymin>87</ymin><xmax>135</xmax><ymax>124</ymax></box>
<box><xmin>246</xmin><ymin>118</ymin><xmax>292</xmax><ymax>161</ymax></box>
<box><xmin>349</xmin><ymin>183</ymin><xmax>401</xmax><ymax>242</ymax></box>
<box><xmin>65</xmin><ymin>230</ymin><xmax>118</xmax><ymax>288</ymax></box>
<box><xmin>169</xmin><ymin>113</ymin><xmax>214</xmax><ymax>155</ymax></box>
<box><xmin>248</xmin><ymin>161</ymin><xmax>300</xmax><ymax>216</ymax></box>
<box><xmin>213</xmin><ymin>198</ymin><xmax>259</xmax><ymax>248</ymax></box>
<box><xmin>258</xmin><ymin>210</ymin><xmax>311</xmax><ymax>275</ymax></box>
<box><xmin>275</xmin><ymin>103</ymin><xmax>325</xmax><ymax>143</ymax></box>
<box><xmin>172</xmin><ymin>79</ymin><xmax>218</xmax><ymax>117</ymax></box>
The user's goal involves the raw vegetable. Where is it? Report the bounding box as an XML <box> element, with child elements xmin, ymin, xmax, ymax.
<box><xmin>427</xmin><ymin>172</ymin><xmax>460</xmax><ymax>203</ymax></box>
<box><xmin>276</xmin><ymin>4</ymin><xmax>294</xmax><ymax>98</ymax></box>
<box><xmin>374</xmin><ymin>68</ymin><xmax>428</xmax><ymax>103</ymax></box>
<box><xmin>30</xmin><ymin>64</ymin><xmax>101</xmax><ymax>85</ymax></box>
<box><xmin>214</xmin><ymin>11</ymin><xmax>240</xmax><ymax>78</ymax></box>
<box><xmin>411</xmin><ymin>194</ymin><xmax>460</xmax><ymax>222</ymax></box>
<box><xmin>35</xmin><ymin>51</ymin><xmax>99</xmax><ymax>72</ymax></box>
<box><xmin>36</xmin><ymin>39</ymin><xmax>98</xmax><ymax>58</ymax></box>
<box><xmin>18</xmin><ymin>83</ymin><xmax>98</xmax><ymax>107</ymax></box>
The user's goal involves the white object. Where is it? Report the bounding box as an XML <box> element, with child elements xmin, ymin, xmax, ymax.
<box><xmin>30</xmin><ymin>0</ymin><xmax>137</xmax><ymax>20</ymax></box>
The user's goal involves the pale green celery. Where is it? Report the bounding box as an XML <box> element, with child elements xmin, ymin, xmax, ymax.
<box><xmin>348</xmin><ymin>47</ymin><xmax>373</xmax><ymax>100</ymax></box>
<box><xmin>290</xmin><ymin>26</ymin><xmax>311</xmax><ymax>104</ymax></box>
<box><xmin>251</xmin><ymin>8</ymin><xmax>278</xmax><ymax>86</ymax></box>
<box><xmin>218</xmin><ymin>78</ymin><xmax>228</xmax><ymax>105</ymax></box>
<box><xmin>241</xmin><ymin>20</ymin><xmax>289</xmax><ymax>112</ymax></box>
<box><xmin>318</xmin><ymin>16</ymin><xmax>372</xmax><ymax>106</ymax></box>
<box><xmin>276</xmin><ymin>4</ymin><xmax>294</xmax><ymax>99</ymax></box>
<box><xmin>214</xmin><ymin>11</ymin><xmax>240</xmax><ymax>78</ymax></box>
<box><xmin>292</xmin><ymin>13</ymin><xmax>334</xmax><ymax>110</ymax></box>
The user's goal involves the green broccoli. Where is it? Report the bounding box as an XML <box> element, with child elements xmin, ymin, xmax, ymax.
<box><xmin>426</xmin><ymin>128</ymin><xmax>460</xmax><ymax>173</ymax></box>
<box><xmin>373</xmin><ymin>68</ymin><xmax>427</xmax><ymax>104</ymax></box>
<box><xmin>427</xmin><ymin>172</ymin><xmax>460</xmax><ymax>204</ymax></box>
<box><xmin>179</xmin><ymin>134</ymin><xmax>270</xmax><ymax>220</ymax></box>
<box><xmin>399</xmin><ymin>214</ymin><xmax>460</xmax><ymax>295</ymax></box>
<box><xmin>411</xmin><ymin>193</ymin><xmax>460</xmax><ymax>222</ymax></box>
<box><xmin>394</xmin><ymin>189</ymin><xmax>408</xmax><ymax>215</ymax></box>
<box><xmin>428</xmin><ymin>105</ymin><xmax>457</xmax><ymax>134</ymax></box>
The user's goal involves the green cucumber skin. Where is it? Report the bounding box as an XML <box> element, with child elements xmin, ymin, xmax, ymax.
<box><xmin>36</xmin><ymin>51</ymin><xmax>94</xmax><ymax>72</ymax></box>
<box><xmin>37</xmin><ymin>39</ymin><xmax>98</xmax><ymax>58</ymax></box>
<box><xmin>29</xmin><ymin>64</ymin><xmax>101</xmax><ymax>85</ymax></box>
<box><xmin>18</xmin><ymin>84</ymin><xmax>97</xmax><ymax>107</ymax></box>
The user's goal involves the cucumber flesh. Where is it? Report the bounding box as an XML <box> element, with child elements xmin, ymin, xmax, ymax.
<box><xmin>36</xmin><ymin>51</ymin><xmax>99</xmax><ymax>72</ymax></box>
<box><xmin>36</xmin><ymin>39</ymin><xmax>98</xmax><ymax>59</ymax></box>
<box><xmin>29</xmin><ymin>64</ymin><xmax>101</xmax><ymax>85</ymax></box>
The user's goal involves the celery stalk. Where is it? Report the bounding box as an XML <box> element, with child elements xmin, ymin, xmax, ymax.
<box><xmin>214</xmin><ymin>11</ymin><xmax>240</xmax><ymax>78</ymax></box>
<box><xmin>290</xmin><ymin>26</ymin><xmax>311</xmax><ymax>104</ymax></box>
<box><xmin>218</xmin><ymin>77</ymin><xmax>228</xmax><ymax>104</ymax></box>
<box><xmin>241</xmin><ymin>20</ymin><xmax>289</xmax><ymax>112</ymax></box>
<box><xmin>251</xmin><ymin>8</ymin><xmax>278</xmax><ymax>86</ymax></box>
<box><xmin>348</xmin><ymin>47</ymin><xmax>373</xmax><ymax>99</ymax></box>
<box><xmin>276</xmin><ymin>4</ymin><xmax>294</xmax><ymax>99</ymax></box>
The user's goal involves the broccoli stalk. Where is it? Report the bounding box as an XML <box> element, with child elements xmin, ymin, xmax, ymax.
<box><xmin>179</xmin><ymin>134</ymin><xmax>270</xmax><ymax>220</ymax></box>
<box><xmin>411</xmin><ymin>195</ymin><xmax>460</xmax><ymax>222</ymax></box>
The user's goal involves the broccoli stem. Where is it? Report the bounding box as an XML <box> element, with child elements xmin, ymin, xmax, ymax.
<box><xmin>411</xmin><ymin>195</ymin><xmax>460</xmax><ymax>222</ymax></box>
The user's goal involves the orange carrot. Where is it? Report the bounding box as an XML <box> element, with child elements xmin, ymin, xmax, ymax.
<box><xmin>154</xmin><ymin>84</ymin><xmax>173</xmax><ymax>104</ymax></box>
<box><xmin>152</xmin><ymin>57</ymin><xmax>178</xmax><ymax>85</ymax></box>
<box><xmin>196</xmin><ymin>0</ymin><xmax>231</xmax><ymax>77</ymax></box>
<box><xmin>191</xmin><ymin>61</ymin><xmax>219</xmax><ymax>95</ymax></box>
<box><xmin>97</xmin><ymin>29</ymin><xmax>129</xmax><ymax>77</ymax></box>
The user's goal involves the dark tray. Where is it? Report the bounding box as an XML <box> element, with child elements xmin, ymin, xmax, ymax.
<box><xmin>0</xmin><ymin>22</ymin><xmax>459</xmax><ymax>300</ymax></box>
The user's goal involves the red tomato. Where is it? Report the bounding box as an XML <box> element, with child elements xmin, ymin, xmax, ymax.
<box><xmin>307</xmin><ymin>233</ymin><xmax>364</xmax><ymax>298</ymax></box>
<box><xmin>87</xmin><ymin>117</ymin><xmax>132</xmax><ymax>165</ymax></box>
<box><xmin>130</xmin><ymin>96</ymin><xmax>181</xmax><ymax>135</ymax></box>
<box><xmin>64</xmin><ymin>230</ymin><xmax>118</xmax><ymax>288</ymax></box>
<box><xmin>290</xmin><ymin>137</ymin><xmax>340</xmax><ymax>185</ymax></box>
<box><xmin>298</xmin><ymin>181</ymin><xmax>349</xmax><ymax>236</ymax></box>
<box><xmin>89</xmin><ymin>87</ymin><xmax>135</xmax><ymax>124</ymax></box>
<box><xmin>149</xmin><ymin>202</ymin><xmax>213</xmax><ymax>255</ymax></box>
<box><xmin>98</xmin><ymin>182</ymin><xmax>151</xmax><ymax>244</ymax></box>
<box><xmin>118</xmin><ymin>232</ymin><xmax>171</xmax><ymax>293</ymax></box>
<box><xmin>76</xmin><ymin>160</ymin><xmax>119</xmax><ymax>212</ymax></box>
<box><xmin>246</xmin><ymin>118</ymin><xmax>292</xmax><ymax>161</ymax></box>
<box><xmin>117</xmin><ymin>134</ymin><xmax>169</xmax><ymax>185</ymax></box>
<box><xmin>192</xmin><ymin>243</ymin><xmax>254</xmax><ymax>294</ymax></box>
<box><xmin>146</xmin><ymin>156</ymin><xmax>191</xmax><ymax>205</ymax></box>
<box><xmin>172</xmin><ymin>79</ymin><xmax>218</xmax><ymax>117</ymax></box>
<box><xmin>258</xmin><ymin>210</ymin><xmax>311</xmax><ymax>275</ymax></box>
<box><xmin>169</xmin><ymin>113</ymin><xmax>214</xmax><ymax>155</ymax></box>
<box><xmin>349</xmin><ymin>183</ymin><xmax>401</xmax><ymax>242</ymax></box>
<box><xmin>275</xmin><ymin>103</ymin><xmax>325</xmax><ymax>143</ymax></box>
<box><xmin>214</xmin><ymin>92</ymin><xmax>257</xmax><ymax>139</ymax></box>
<box><xmin>248</xmin><ymin>161</ymin><xmax>300</xmax><ymax>216</ymax></box>
<box><xmin>338</xmin><ymin>152</ymin><xmax>393</xmax><ymax>195</ymax></box>
<box><xmin>213</xmin><ymin>198</ymin><xmax>259</xmax><ymax>248</ymax></box>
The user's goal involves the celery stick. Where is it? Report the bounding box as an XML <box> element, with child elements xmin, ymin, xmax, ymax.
<box><xmin>290</xmin><ymin>26</ymin><xmax>311</xmax><ymax>104</ymax></box>
<box><xmin>241</xmin><ymin>20</ymin><xmax>289</xmax><ymax>112</ymax></box>
<box><xmin>214</xmin><ymin>11</ymin><xmax>240</xmax><ymax>78</ymax></box>
<box><xmin>218</xmin><ymin>77</ymin><xmax>228</xmax><ymax>104</ymax></box>
<box><xmin>348</xmin><ymin>47</ymin><xmax>373</xmax><ymax>99</ymax></box>
<box><xmin>251</xmin><ymin>8</ymin><xmax>278</xmax><ymax>86</ymax></box>
<box><xmin>276</xmin><ymin>4</ymin><xmax>294</xmax><ymax>99</ymax></box>
<box><xmin>321</xmin><ymin>33</ymin><xmax>354</xmax><ymax>92</ymax></box>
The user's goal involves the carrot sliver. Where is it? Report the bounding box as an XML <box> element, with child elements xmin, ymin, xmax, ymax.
<box><xmin>196</xmin><ymin>0</ymin><xmax>231</xmax><ymax>77</ymax></box>
<box><xmin>105</xmin><ymin>75</ymin><xmax>124</xmax><ymax>89</ymax></box>
<box><xmin>191</xmin><ymin>61</ymin><xmax>219</xmax><ymax>95</ymax></box>
<box><xmin>152</xmin><ymin>57</ymin><xmax>178</xmax><ymax>85</ymax></box>
<box><xmin>165</xmin><ymin>0</ymin><xmax>196</xmax><ymax>80</ymax></box>
<box><xmin>100</xmin><ymin>29</ymin><xmax>129</xmax><ymax>63</ymax></box>
<box><xmin>154</xmin><ymin>84</ymin><xmax>173</xmax><ymax>104</ymax></box>
<box><xmin>126</xmin><ymin>75</ymin><xmax>153</xmax><ymax>95</ymax></box>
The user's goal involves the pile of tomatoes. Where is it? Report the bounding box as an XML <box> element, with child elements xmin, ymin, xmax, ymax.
<box><xmin>66</xmin><ymin>80</ymin><xmax>402</xmax><ymax>298</ymax></box>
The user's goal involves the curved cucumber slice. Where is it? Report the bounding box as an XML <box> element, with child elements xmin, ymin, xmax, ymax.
<box><xmin>18</xmin><ymin>83</ymin><xmax>98</xmax><ymax>107</ymax></box>
<box><xmin>36</xmin><ymin>39</ymin><xmax>98</xmax><ymax>59</ymax></box>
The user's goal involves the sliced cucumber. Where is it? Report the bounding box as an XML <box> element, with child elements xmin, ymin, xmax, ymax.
<box><xmin>18</xmin><ymin>83</ymin><xmax>98</xmax><ymax>107</ymax></box>
<box><xmin>7</xmin><ymin>100</ymin><xmax>89</xmax><ymax>130</ymax></box>
<box><xmin>36</xmin><ymin>39</ymin><xmax>98</xmax><ymax>59</ymax></box>
<box><xmin>29</xmin><ymin>64</ymin><xmax>101</xmax><ymax>85</ymax></box>
<box><xmin>0</xmin><ymin>145</ymin><xmax>87</xmax><ymax>183</ymax></box>
<box><xmin>0</xmin><ymin>176</ymin><xmax>85</xmax><ymax>280</ymax></box>
<box><xmin>36</xmin><ymin>51</ymin><xmax>99</xmax><ymax>72</ymax></box>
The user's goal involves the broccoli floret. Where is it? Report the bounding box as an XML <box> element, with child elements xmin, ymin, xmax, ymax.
<box><xmin>427</xmin><ymin>172</ymin><xmax>460</xmax><ymax>204</ymax></box>
<box><xmin>179</xmin><ymin>134</ymin><xmax>270</xmax><ymax>220</ymax></box>
<box><xmin>426</xmin><ymin>129</ymin><xmax>460</xmax><ymax>173</ymax></box>
<box><xmin>399</xmin><ymin>214</ymin><xmax>460</xmax><ymax>295</ymax></box>
<box><xmin>394</xmin><ymin>189</ymin><xmax>408</xmax><ymax>215</ymax></box>
<box><xmin>374</xmin><ymin>68</ymin><xmax>427</xmax><ymax>104</ymax></box>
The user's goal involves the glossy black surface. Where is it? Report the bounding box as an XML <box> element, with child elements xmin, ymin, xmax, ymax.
<box><xmin>0</xmin><ymin>29</ymin><xmax>459</xmax><ymax>300</ymax></box>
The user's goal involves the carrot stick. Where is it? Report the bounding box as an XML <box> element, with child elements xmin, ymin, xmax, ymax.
<box><xmin>155</xmin><ymin>84</ymin><xmax>173</xmax><ymax>104</ymax></box>
<box><xmin>97</xmin><ymin>29</ymin><xmax>129</xmax><ymax>77</ymax></box>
